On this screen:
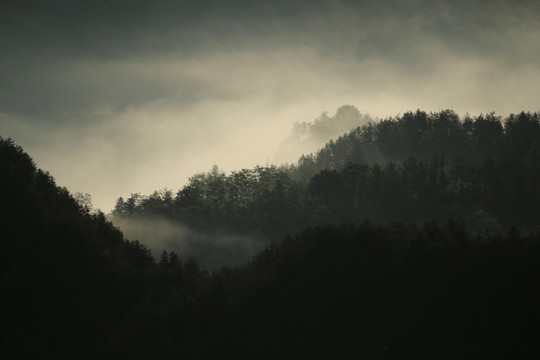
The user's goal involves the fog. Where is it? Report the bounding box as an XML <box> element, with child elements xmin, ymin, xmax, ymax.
<box><xmin>1</xmin><ymin>0</ymin><xmax>539</xmax><ymax>211</ymax></box>
<box><xmin>113</xmin><ymin>216</ymin><xmax>266</xmax><ymax>269</ymax></box>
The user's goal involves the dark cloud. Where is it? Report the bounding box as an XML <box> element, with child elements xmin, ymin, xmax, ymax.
<box><xmin>4</xmin><ymin>0</ymin><xmax>537</xmax><ymax>58</ymax></box>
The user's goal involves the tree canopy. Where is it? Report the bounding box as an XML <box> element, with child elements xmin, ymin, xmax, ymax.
<box><xmin>3</xmin><ymin>107</ymin><xmax>540</xmax><ymax>358</ymax></box>
<box><xmin>112</xmin><ymin>110</ymin><xmax>540</xmax><ymax>269</ymax></box>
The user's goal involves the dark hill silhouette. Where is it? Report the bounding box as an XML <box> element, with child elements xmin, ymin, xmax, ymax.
<box><xmin>2</xmin><ymin>136</ymin><xmax>540</xmax><ymax>358</ymax></box>
<box><xmin>0</xmin><ymin>137</ymin><xmax>156</xmax><ymax>358</ymax></box>
<box><xmin>195</xmin><ymin>222</ymin><xmax>540</xmax><ymax>359</ymax></box>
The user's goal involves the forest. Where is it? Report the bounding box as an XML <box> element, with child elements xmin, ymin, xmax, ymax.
<box><xmin>2</xmin><ymin>107</ymin><xmax>540</xmax><ymax>358</ymax></box>
<box><xmin>113</xmin><ymin>109</ymin><xmax>540</xmax><ymax>267</ymax></box>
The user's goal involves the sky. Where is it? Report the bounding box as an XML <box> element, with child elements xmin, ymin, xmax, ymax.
<box><xmin>2</xmin><ymin>0</ymin><xmax>539</xmax><ymax>211</ymax></box>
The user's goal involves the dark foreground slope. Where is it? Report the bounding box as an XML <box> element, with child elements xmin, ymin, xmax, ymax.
<box><xmin>110</xmin><ymin>222</ymin><xmax>540</xmax><ymax>359</ymax></box>
<box><xmin>199</xmin><ymin>223</ymin><xmax>540</xmax><ymax>359</ymax></box>
<box><xmin>3</xmin><ymin>137</ymin><xmax>540</xmax><ymax>359</ymax></box>
<box><xmin>0</xmin><ymin>138</ymin><xmax>157</xmax><ymax>358</ymax></box>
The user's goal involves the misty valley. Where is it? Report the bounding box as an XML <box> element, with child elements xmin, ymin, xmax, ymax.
<box><xmin>2</xmin><ymin>108</ymin><xmax>540</xmax><ymax>358</ymax></box>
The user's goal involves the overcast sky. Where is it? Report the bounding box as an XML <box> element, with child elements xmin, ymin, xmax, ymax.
<box><xmin>2</xmin><ymin>0</ymin><xmax>539</xmax><ymax>211</ymax></box>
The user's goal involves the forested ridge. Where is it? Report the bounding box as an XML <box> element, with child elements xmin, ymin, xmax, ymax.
<box><xmin>113</xmin><ymin>109</ymin><xmax>540</xmax><ymax>267</ymax></box>
<box><xmin>2</xmin><ymin>108</ymin><xmax>540</xmax><ymax>358</ymax></box>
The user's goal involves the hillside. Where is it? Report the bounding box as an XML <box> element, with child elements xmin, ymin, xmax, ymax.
<box><xmin>0</xmin><ymin>137</ymin><xmax>157</xmax><ymax>358</ymax></box>
<box><xmin>112</xmin><ymin>109</ymin><xmax>540</xmax><ymax>268</ymax></box>
<box><xmin>2</xmin><ymin>134</ymin><xmax>540</xmax><ymax>358</ymax></box>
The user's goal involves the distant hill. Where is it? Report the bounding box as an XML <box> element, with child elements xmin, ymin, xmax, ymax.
<box><xmin>274</xmin><ymin>105</ymin><xmax>373</xmax><ymax>163</ymax></box>
<box><xmin>112</xmin><ymin>109</ymin><xmax>540</xmax><ymax>268</ymax></box>
<box><xmin>287</xmin><ymin>109</ymin><xmax>540</xmax><ymax>181</ymax></box>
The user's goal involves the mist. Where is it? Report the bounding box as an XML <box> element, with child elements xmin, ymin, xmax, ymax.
<box><xmin>113</xmin><ymin>215</ymin><xmax>266</xmax><ymax>269</ymax></box>
<box><xmin>2</xmin><ymin>0</ymin><xmax>539</xmax><ymax>211</ymax></box>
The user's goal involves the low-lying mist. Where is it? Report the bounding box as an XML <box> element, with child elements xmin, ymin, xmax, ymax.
<box><xmin>113</xmin><ymin>216</ymin><xmax>266</xmax><ymax>270</ymax></box>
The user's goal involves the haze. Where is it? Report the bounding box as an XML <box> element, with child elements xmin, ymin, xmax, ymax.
<box><xmin>2</xmin><ymin>0</ymin><xmax>539</xmax><ymax>211</ymax></box>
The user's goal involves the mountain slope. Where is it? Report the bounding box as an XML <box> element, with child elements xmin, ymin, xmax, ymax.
<box><xmin>112</xmin><ymin>109</ymin><xmax>540</xmax><ymax>268</ymax></box>
<box><xmin>0</xmin><ymin>137</ymin><xmax>155</xmax><ymax>358</ymax></box>
<box><xmin>3</xmin><ymin>136</ymin><xmax>540</xmax><ymax>359</ymax></box>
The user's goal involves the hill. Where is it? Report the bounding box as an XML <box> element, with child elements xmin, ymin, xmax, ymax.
<box><xmin>2</xmin><ymin>135</ymin><xmax>540</xmax><ymax>358</ymax></box>
<box><xmin>112</xmin><ymin>109</ymin><xmax>540</xmax><ymax>268</ymax></box>
<box><xmin>0</xmin><ymin>137</ymin><xmax>157</xmax><ymax>358</ymax></box>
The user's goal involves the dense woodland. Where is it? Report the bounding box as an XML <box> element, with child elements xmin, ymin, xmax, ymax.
<box><xmin>2</xmin><ymin>108</ymin><xmax>540</xmax><ymax>358</ymax></box>
<box><xmin>113</xmin><ymin>109</ymin><xmax>540</xmax><ymax>267</ymax></box>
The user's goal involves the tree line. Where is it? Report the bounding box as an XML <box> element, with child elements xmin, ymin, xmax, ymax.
<box><xmin>113</xmin><ymin>110</ymin><xmax>540</xmax><ymax>252</ymax></box>
<box><xmin>288</xmin><ymin>109</ymin><xmax>540</xmax><ymax>181</ymax></box>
